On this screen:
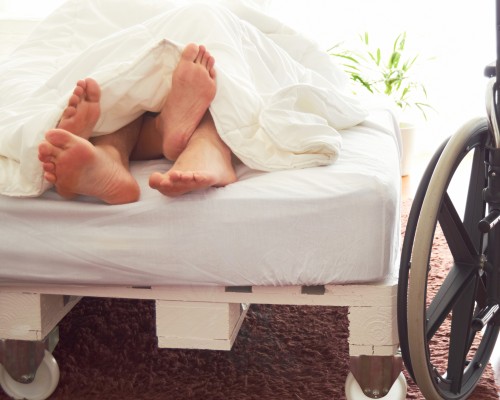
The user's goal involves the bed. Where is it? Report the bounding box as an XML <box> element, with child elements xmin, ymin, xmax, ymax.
<box><xmin>0</xmin><ymin>1</ymin><xmax>405</xmax><ymax>399</ymax></box>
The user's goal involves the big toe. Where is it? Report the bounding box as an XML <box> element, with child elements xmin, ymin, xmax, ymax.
<box><xmin>181</xmin><ymin>43</ymin><xmax>200</xmax><ymax>62</ymax></box>
<box><xmin>84</xmin><ymin>77</ymin><xmax>101</xmax><ymax>102</ymax></box>
<box><xmin>45</xmin><ymin>129</ymin><xmax>74</xmax><ymax>148</ymax></box>
<box><xmin>149</xmin><ymin>172</ymin><xmax>164</xmax><ymax>189</ymax></box>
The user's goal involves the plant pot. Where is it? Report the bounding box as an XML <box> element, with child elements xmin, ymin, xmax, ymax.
<box><xmin>400</xmin><ymin>122</ymin><xmax>417</xmax><ymax>177</ymax></box>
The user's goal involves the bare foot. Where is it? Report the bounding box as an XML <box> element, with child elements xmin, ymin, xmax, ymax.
<box><xmin>57</xmin><ymin>78</ymin><xmax>101</xmax><ymax>140</ymax></box>
<box><xmin>156</xmin><ymin>43</ymin><xmax>217</xmax><ymax>161</ymax></box>
<box><xmin>149</xmin><ymin>170</ymin><xmax>226</xmax><ymax>197</ymax></box>
<box><xmin>149</xmin><ymin>113</ymin><xmax>236</xmax><ymax>197</ymax></box>
<box><xmin>38</xmin><ymin>129</ymin><xmax>140</xmax><ymax>204</ymax></box>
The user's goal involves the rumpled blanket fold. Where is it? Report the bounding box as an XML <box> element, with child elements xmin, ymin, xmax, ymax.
<box><xmin>0</xmin><ymin>0</ymin><xmax>368</xmax><ymax>197</ymax></box>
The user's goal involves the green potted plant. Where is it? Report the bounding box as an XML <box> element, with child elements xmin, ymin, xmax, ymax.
<box><xmin>329</xmin><ymin>32</ymin><xmax>434</xmax><ymax>175</ymax></box>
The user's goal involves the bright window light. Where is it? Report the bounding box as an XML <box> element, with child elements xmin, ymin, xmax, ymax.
<box><xmin>268</xmin><ymin>0</ymin><xmax>495</xmax><ymax>147</ymax></box>
<box><xmin>0</xmin><ymin>0</ymin><xmax>65</xmax><ymax>18</ymax></box>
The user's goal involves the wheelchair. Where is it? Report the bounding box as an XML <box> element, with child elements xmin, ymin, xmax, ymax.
<box><xmin>398</xmin><ymin>2</ymin><xmax>500</xmax><ymax>398</ymax></box>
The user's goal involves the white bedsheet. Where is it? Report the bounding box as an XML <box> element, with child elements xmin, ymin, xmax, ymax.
<box><xmin>0</xmin><ymin>109</ymin><xmax>401</xmax><ymax>287</ymax></box>
<box><xmin>0</xmin><ymin>0</ymin><xmax>367</xmax><ymax>197</ymax></box>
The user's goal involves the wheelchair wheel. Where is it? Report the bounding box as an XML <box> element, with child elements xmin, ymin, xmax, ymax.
<box><xmin>403</xmin><ymin>118</ymin><xmax>499</xmax><ymax>399</ymax></box>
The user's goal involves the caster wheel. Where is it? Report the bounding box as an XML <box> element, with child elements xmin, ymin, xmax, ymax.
<box><xmin>402</xmin><ymin>118</ymin><xmax>499</xmax><ymax>399</ymax></box>
<box><xmin>345</xmin><ymin>372</ymin><xmax>407</xmax><ymax>399</ymax></box>
<box><xmin>0</xmin><ymin>350</ymin><xmax>60</xmax><ymax>400</ymax></box>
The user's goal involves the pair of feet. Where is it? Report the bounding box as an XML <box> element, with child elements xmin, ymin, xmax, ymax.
<box><xmin>38</xmin><ymin>44</ymin><xmax>236</xmax><ymax>204</ymax></box>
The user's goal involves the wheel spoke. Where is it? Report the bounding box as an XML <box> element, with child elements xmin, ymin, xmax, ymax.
<box><xmin>426</xmin><ymin>262</ymin><xmax>477</xmax><ymax>340</ymax></box>
<box><xmin>463</xmin><ymin>145</ymin><xmax>487</xmax><ymax>248</ymax></box>
<box><xmin>475</xmin><ymin>274</ymin><xmax>488</xmax><ymax>311</ymax></box>
<box><xmin>439</xmin><ymin>193</ymin><xmax>478</xmax><ymax>263</ymax></box>
<box><xmin>446</xmin><ymin>276</ymin><xmax>478</xmax><ymax>393</ymax></box>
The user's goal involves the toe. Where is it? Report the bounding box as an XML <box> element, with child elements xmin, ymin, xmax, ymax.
<box><xmin>42</xmin><ymin>162</ymin><xmax>55</xmax><ymax>173</ymax></box>
<box><xmin>209</xmin><ymin>68</ymin><xmax>216</xmax><ymax>79</ymax></box>
<box><xmin>38</xmin><ymin>141</ymin><xmax>50</xmax><ymax>158</ymax></box>
<box><xmin>38</xmin><ymin>140</ymin><xmax>59</xmax><ymax>160</ymax></box>
<box><xmin>73</xmin><ymin>85</ymin><xmax>84</xmax><ymax>98</ymax></box>
<box><xmin>76</xmin><ymin>79</ymin><xmax>86</xmax><ymax>90</ymax></box>
<box><xmin>61</xmin><ymin>104</ymin><xmax>77</xmax><ymax>119</ymax></box>
<box><xmin>182</xmin><ymin>43</ymin><xmax>200</xmax><ymax>62</ymax></box>
<box><xmin>168</xmin><ymin>170</ymin><xmax>184</xmax><ymax>182</ymax></box>
<box><xmin>196</xmin><ymin>45</ymin><xmax>207</xmax><ymax>64</ymax></box>
<box><xmin>201</xmin><ymin>49</ymin><xmax>212</xmax><ymax>69</ymax></box>
<box><xmin>149</xmin><ymin>172</ymin><xmax>164</xmax><ymax>189</ymax></box>
<box><xmin>43</xmin><ymin>171</ymin><xmax>57</xmax><ymax>184</ymax></box>
<box><xmin>207</xmin><ymin>56</ymin><xmax>215</xmax><ymax>71</ymax></box>
<box><xmin>67</xmin><ymin>93</ymin><xmax>80</xmax><ymax>108</ymax></box>
<box><xmin>192</xmin><ymin>172</ymin><xmax>209</xmax><ymax>184</ymax></box>
<box><xmin>45</xmin><ymin>129</ymin><xmax>74</xmax><ymax>149</ymax></box>
<box><xmin>84</xmin><ymin>77</ymin><xmax>101</xmax><ymax>102</ymax></box>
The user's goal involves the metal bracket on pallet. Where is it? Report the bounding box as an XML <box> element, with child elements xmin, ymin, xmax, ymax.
<box><xmin>349</xmin><ymin>355</ymin><xmax>403</xmax><ymax>399</ymax></box>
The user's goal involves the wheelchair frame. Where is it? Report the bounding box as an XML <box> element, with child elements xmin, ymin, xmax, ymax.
<box><xmin>398</xmin><ymin>1</ymin><xmax>500</xmax><ymax>398</ymax></box>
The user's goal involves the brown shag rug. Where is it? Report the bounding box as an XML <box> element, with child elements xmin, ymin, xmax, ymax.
<box><xmin>1</xmin><ymin>200</ymin><xmax>498</xmax><ymax>400</ymax></box>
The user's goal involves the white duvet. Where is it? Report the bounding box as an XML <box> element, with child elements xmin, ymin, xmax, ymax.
<box><xmin>0</xmin><ymin>0</ymin><xmax>367</xmax><ymax>197</ymax></box>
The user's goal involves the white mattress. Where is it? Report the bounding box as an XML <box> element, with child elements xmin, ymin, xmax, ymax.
<box><xmin>0</xmin><ymin>110</ymin><xmax>401</xmax><ymax>287</ymax></box>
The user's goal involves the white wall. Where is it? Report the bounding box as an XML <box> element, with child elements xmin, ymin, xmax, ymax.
<box><xmin>0</xmin><ymin>0</ymin><xmax>64</xmax><ymax>59</ymax></box>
